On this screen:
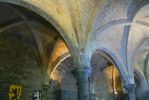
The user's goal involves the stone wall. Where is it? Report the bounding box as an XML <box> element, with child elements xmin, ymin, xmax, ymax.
<box><xmin>0</xmin><ymin>25</ymin><xmax>43</xmax><ymax>100</ymax></box>
<box><xmin>93</xmin><ymin>66</ymin><xmax>123</xmax><ymax>100</ymax></box>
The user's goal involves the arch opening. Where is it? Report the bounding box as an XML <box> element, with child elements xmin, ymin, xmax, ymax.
<box><xmin>90</xmin><ymin>49</ymin><xmax>127</xmax><ymax>100</ymax></box>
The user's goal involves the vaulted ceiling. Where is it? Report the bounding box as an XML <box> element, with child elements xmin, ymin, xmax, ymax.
<box><xmin>0</xmin><ymin>0</ymin><xmax>148</xmax><ymax>86</ymax></box>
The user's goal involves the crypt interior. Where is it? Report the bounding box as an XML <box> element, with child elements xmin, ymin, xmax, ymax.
<box><xmin>0</xmin><ymin>0</ymin><xmax>148</xmax><ymax>100</ymax></box>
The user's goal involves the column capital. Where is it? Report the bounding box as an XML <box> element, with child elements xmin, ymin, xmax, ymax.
<box><xmin>124</xmin><ymin>84</ymin><xmax>136</xmax><ymax>93</ymax></box>
<box><xmin>72</xmin><ymin>67</ymin><xmax>92</xmax><ymax>100</ymax></box>
<box><xmin>49</xmin><ymin>79</ymin><xmax>57</xmax><ymax>89</ymax></box>
<box><xmin>124</xmin><ymin>84</ymin><xmax>136</xmax><ymax>100</ymax></box>
<box><xmin>72</xmin><ymin>67</ymin><xmax>92</xmax><ymax>83</ymax></box>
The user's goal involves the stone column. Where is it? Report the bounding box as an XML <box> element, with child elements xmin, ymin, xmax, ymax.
<box><xmin>125</xmin><ymin>84</ymin><xmax>136</xmax><ymax>100</ymax></box>
<box><xmin>42</xmin><ymin>84</ymin><xmax>50</xmax><ymax>99</ymax></box>
<box><xmin>49</xmin><ymin>79</ymin><xmax>57</xmax><ymax>100</ymax></box>
<box><xmin>72</xmin><ymin>67</ymin><xmax>92</xmax><ymax>100</ymax></box>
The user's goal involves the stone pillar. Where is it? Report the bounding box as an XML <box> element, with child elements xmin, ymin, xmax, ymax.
<box><xmin>125</xmin><ymin>84</ymin><xmax>136</xmax><ymax>100</ymax></box>
<box><xmin>42</xmin><ymin>84</ymin><xmax>50</xmax><ymax>99</ymax></box>
<box><xmin>49</xmin><ymin>79</ymin><xmax>57</xmax><ymax>100</ymax></box>
<box><xmin>72</xmin><ymin>67</ymin><xmax>92</xmax><ymax>100</ymax></box>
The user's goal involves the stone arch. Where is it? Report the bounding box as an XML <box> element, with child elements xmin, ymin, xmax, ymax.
<box><xmin>49</xmin><ymin>55</ymin><xmax>78</xmax><ymax>100</ymax></box>
<box><xmin>50</xmin><ymin>52</ymin><xmax>71</xmax><ymax>77</ymax></box>
<box><xmin>0</xmin><ymin>3</ymin><xmax>63</xmax><ymax>85</ymax></box>
<box><xmin>127</xmin><ymin>4</ymin><xmax>149</xmax><ymax>71</ymax></box>
<box><xmin>120</xmin><ymin>0</ymin><xmax>149</xmax><ymax>67</ymax></box>
<box><xmin>47</xmin><ymin>38</ymin><xmax>70</xmax><ymax>75</ymax></box>
<box><xmin>0</xmin><ymin>1</ymin><xmax>75</xmax><ymax>85</ymax></box>
<box><xmin>91</xmin><ymin>48</ymin><xmax>126</xmax><ymax>100</ymax></box>
<box><xmin>91</xmin><ymin>48</ymin><xmax>127</xmax><ymax>82</ymax></box>
<box><xmin>144</xmin><ymin>53</ymin><xmax>149</xmax><ymax>82</ymax></box>
<box><xmin>0</xmin><ymin>0</ymin><xmax>74</xmax><ymax>57</ymax></box>
<box><xmin>134</xmin><ymin>68</ymin><xmax>149</xmax><ymax>100</ymax></box>
<box><xmin>134</xmin><ymin>68</ymin><xmax>148</xmax><ymax>90</ymax></box>
<box><xmin>131</xmin><ymin>40</ymin><xmax>149</xmax><ymax>82</ymax></box>
<box><xmin>126</xmin><ymin>0</ymin><xmax>149</xmax><ymax>21</ymax></box>
<box><xmin>131</xmin><ymin>39</ymin><xmax>149</xmax><ymax>99</ymax></box>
